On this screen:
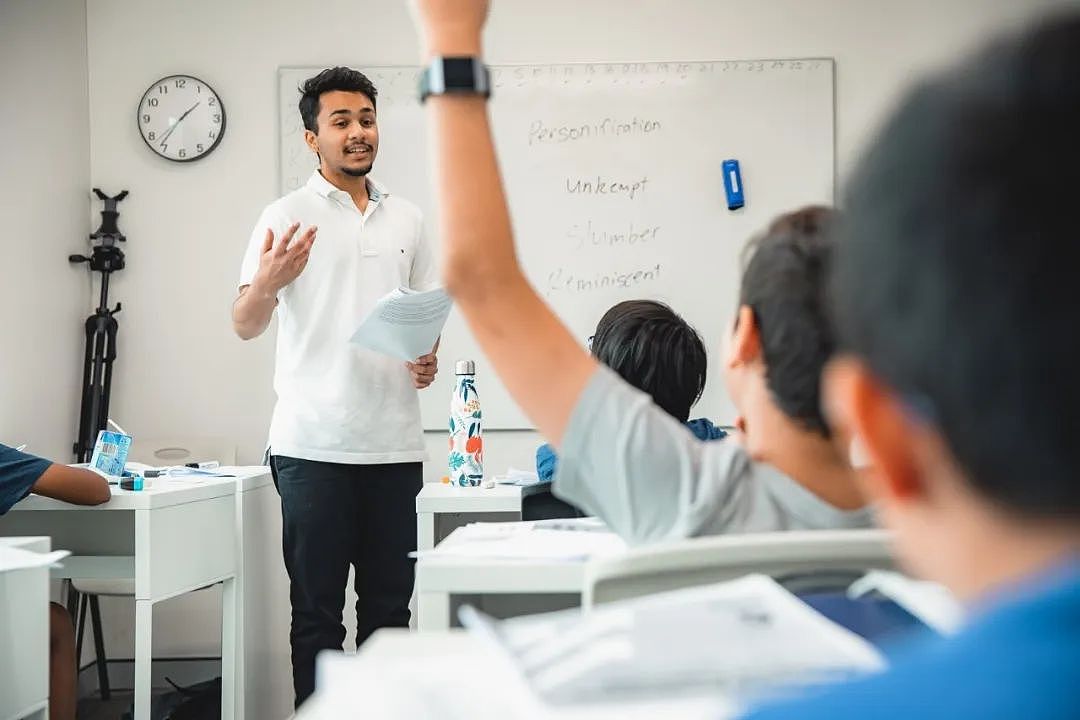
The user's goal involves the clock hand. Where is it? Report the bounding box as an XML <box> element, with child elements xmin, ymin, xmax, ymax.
<box><xmin>157</xmin><ymin>101</ymin><xmax>201</xmax><ymax>144</ymax></box>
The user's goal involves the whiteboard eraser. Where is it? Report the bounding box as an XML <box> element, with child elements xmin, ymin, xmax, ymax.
<box><xmin>722</xmin><ymin>159</ymin><xmax>745</xmax><ymax>210</ymax></box>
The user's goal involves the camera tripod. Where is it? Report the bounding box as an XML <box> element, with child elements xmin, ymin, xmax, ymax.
<box><xmin>70</xmin><ymin>189</ymin><xmax>128</xmax><ymax>462</ymax></box>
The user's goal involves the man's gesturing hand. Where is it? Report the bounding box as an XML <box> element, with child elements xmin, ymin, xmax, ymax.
<box><xmin>251</xmin><ymin>222</ymin><xmax>317</xmax><ymax>297</ymax></box>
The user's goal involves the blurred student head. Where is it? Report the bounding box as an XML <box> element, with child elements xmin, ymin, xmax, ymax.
<box><xmin>825</xmin><ymin>13</ymin><xmax>1080</xmax><ymax>595</ymax></box>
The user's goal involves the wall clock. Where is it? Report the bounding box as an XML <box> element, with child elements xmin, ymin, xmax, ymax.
<box><xmin>137</xmin><ymin>74</ymin><xmax>226</xmax><ymax>162</ymax></box>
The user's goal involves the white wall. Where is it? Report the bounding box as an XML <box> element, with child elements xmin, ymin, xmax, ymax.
<box><xmin>78</xmin><ymin>0</ymin><xmax>1073</xmax><ymax>669</ymax></box>
<box><xmin>0</xmin><ymin>0</ymin><xmax>90</xmax><ymax>459</ymax></box>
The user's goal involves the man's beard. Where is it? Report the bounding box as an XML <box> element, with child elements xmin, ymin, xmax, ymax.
<box><xmin>342</xmin><ymin>163</ymin><xmax>372</xmax><ymax>177</ymax></box>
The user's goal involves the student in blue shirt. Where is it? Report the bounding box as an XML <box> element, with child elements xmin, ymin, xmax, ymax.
<box><xmin>740</xmin><ymin>13</ymin><xmax>1080</xmax><ymax>719</ymax></box>
<box><xmin>1</xmin><ymin>442</ymin><xmax>111</xmax><ymax>720</ymax></box>
<box><xmin>528</xmin><ymin>300</ymin><xmax>726</xmax><ymax>519</ymax></box>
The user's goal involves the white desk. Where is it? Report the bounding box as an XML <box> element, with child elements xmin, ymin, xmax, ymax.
<box><xmin>294</xmin><ymin>629</ymin><xmax>732</xmax><ymax>720</ymax></box>
<box><xmin>0</xmin><ymin>473</ymin><xmax>257</xmax><ymax>720</ymax></box>
<box><xmin>415</xmin><ymin>525</ymin><xmax>587</xmax><ymax>631</ymax></box>
<box><xmin>0</xmin><ymin>536</ymin><xmax>53</xmax><ymax>720</ymax></box>
<box><xmin>416</xmin><ymin>482</ymin><xmax>547</xmax><ymax>552</ymax></box>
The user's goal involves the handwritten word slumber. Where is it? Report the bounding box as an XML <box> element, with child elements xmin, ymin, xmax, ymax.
<box><xmin>547</xmin><ymin>264</ymin><xmax>662</xmax><ymax>294</ymax></box>
<box><xmin>528</xmin><ymin>117</ymin><xmax>662</xmax><ymax>145</ymax></box>
<box><xmin>567</xmin><ymin>221</ymin><xmax>660</xmax><ymax>249</ymax></box>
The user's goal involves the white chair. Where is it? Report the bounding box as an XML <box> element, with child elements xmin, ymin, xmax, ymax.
<box><xmin>582</xmin><ymin>529</ymin><xmax>895</xmax><ymax>609</ymax></box>
<box><xmin>68</xmin><ymin>436</ymin><xmax>236</xmax><ymax>698</ymax></box>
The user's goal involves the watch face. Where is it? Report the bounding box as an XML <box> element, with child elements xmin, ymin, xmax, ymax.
<box><xmin>137</xmin><ymin>75</ymin><xmax>226</xmax><ymax>162</ymax></box>
<box><xmin>442</xmin><ymin>58</ymin><xmax>482</xmax><ymax>90</ymax></box>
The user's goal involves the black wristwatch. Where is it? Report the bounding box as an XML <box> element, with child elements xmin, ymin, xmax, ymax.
<box><xmin>419</xmin><ymin>57</ymin><xmax>491</xmax><ymax>103</ymax></box>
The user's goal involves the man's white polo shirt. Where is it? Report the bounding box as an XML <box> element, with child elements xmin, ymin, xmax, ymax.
<box><xmin>239</xmin><ymin>171</ymin><xmax>438</xmax><ymax>464</ymax></box>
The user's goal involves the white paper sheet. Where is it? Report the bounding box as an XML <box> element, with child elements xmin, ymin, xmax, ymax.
<box><xmin>350</xmin><ymin>286</ymin><xmax>453</xmax><ymax>361</ymax></box>
<box><xmin>0</xmin><ymin>545</ymin><xmax>71</xmax><ymax>573</ymax></box>
<box><xmin>848</xmin><ymin>570</ymin><xmax>964</xmax><ymax>635</ymax></box>
<box><xmin>461</xmin><ymin>574</ymin><xmax>885</xmax><ymax>709</ymax></box>
<box><xmin>412</xmin><ymin>521</ymin><xmax>627</xmax><ymax>561</ymax></box>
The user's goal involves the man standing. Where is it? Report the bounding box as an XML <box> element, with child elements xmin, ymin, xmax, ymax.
<box><xmin>232</xmin><ymin>67</ymin><xmax>439</xmax><ymax>707</ymax></box>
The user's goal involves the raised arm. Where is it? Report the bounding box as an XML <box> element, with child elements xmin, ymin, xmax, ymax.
<box><xmin>412</xmin><ymin>0</ymin><xmax>595</xmax><ymax>446</ymax></box>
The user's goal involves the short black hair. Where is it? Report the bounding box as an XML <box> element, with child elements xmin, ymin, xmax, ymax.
<box><xmin>590</xmin><ymin>300</ymin><xmax>708</xmax><ymax>422</ymax></box>
<box><xmin>298</xmin><ymin>67</ymin><xmax>378</xmax><ymax>133</ymax></box>
<box><xmin>833</xmin><ymin>13</ymin><xmax>1080</xmax><ymax>518</ymax></box>
<box><xmin>740</xmin><ymin>206</ymin><xmax>837</xmax><ymax>437</ymax></box>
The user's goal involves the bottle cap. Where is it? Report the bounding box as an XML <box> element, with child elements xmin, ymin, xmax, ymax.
<box><xmin>455</xmin><ymin>360</ymin><xmax>476</xmax><ymax>375</ymax></box>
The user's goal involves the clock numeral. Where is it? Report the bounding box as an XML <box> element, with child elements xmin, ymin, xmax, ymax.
<box><xmin>212</xmin><ymin>113</ymin><xmax>221</xmax><ymax>124</ymax></box>
<box><xmin>148</xmin><ymin>98</ymin><xmax>159</xmax><ymax>107</ymax></box>
<box><xmin>157</xmin><ymin>84</ymin><xmax>168</xmax><ymax>95</ymax></box>
<box><xmin>148</xmin><ymin>131</ymin><xmax>156</xmax><ymax>140</ymax></box>
<box><xmin>196</xmin><ymin>143</ymin><xmax>205</xmax><ymax>152</ymax></box>
<box><xmin>174</xmin><ymin>78</ymin><xmax>187</xmax><ymax>89</ymax></box>
<box><xmin>179</xmin><ymin>148</ymin><xmax>187</xmax><ymax>158</ymax></box>
<box><xmin>208</xmin><ymin>132</ymin><xmax>216</xmax><ymax>139</ymax></box>
<box><xmin>208</xmin><ymin>97</ymin><xmax>217</xmax><ymax>106</ymax></box>
<box><xmin>196</xmin><ymin>84</ymin><xmax>202</xmax><ymax>93</ymax></box>
<box><xmin>159</xmin><ymin>142</ymin><xmax>168</xmax><ymax>152</ymax></box>
<box><xmin>142</xmin><ymin>114</ymin><xmax>150</xmax><ymax>124</ymax></box>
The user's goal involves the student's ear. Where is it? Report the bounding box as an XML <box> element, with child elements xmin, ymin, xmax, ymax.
<box><xmin>726</xmin><ymin>305</ymin><xmax>762</xmax><ymax>368</ymax></box>
<box><xmin>824</xmin><ymin>356</ymin><xmax>924</xmax><ymax>507</ymax></box>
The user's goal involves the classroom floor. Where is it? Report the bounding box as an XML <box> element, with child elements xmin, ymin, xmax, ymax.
<box><xmin>77</xmin><ymin>690</ymin><xmax>134</xmax><ymax>719</ymax></box>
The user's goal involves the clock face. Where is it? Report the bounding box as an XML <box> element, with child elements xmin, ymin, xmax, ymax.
<box><xmin>137</xmin><ymin>75</ymin><xmax>225</xmax><ymax>162</ymax></box>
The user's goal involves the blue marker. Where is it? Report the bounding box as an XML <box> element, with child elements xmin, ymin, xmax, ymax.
<box><xmin>722</xmin><ymin>159</ymin><xmax>745</xmax><ymax>210</ymax></box>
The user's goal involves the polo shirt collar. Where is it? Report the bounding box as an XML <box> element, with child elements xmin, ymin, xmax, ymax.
<box><xmin>306</xmin><ymin>170</ymin><xmax>390</xmax><ymax>203</ymax></box>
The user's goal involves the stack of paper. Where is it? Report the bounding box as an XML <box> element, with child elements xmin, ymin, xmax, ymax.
<box><xmin>461</xmin><ymin>574</ymin><xmax>885</xmax><ymax>710</ymax></box>
<box><xmin>494</xmin><ymin>467</ymin><xmax>545</xmax><ymax>487</ymax></box>
<box><xmin>412</xmin><ymin>521</ymin><xmax>626</xmax><ymax>562</ymax></box>
<box><xmin>848</xmin><ymin>570</ymin><xmax>963</xmax><ymax>635</ymax></box>
<box><xmin>350</xmin><ymin>286</ymin><xmax>453</xmax><ymax>361</ymax></box>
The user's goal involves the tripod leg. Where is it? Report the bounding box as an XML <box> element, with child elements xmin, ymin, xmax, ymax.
<box><xmin>74</xmin><ymin>315</ymin><xmax>99</xmax><ymax>462</ymax></box>
<box><xmin>98</xmin><ymin>314</ymin><xmax>119</xmax><ymax>434</ymax></box>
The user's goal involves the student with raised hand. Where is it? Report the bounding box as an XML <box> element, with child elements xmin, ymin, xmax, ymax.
<box><xmin>409</xmin><ymin>0</ymin><xmax>871</xmax><ymax>544</ymax></box>
<box><xmin>528</xmin><ymin>299</ymin><xmax>726</xmax><ymax>520</ymax></box>
<box><xmin>742</xmin><ymin>14</ymin><xmax>1080</xmax><ymax>720</ymax></box>
<box><xmin>1</xmin><ymin>442</ymin><xmax>111</xmax><ymax>720</ymax></box>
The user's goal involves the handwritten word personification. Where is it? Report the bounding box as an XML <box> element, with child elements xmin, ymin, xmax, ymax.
<box><xmin>528</xmin><ymin>117</ymin><xmax>662</xmax><ymax>145</ymax></box>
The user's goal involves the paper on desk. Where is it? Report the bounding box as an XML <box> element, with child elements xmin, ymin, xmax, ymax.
<box><xmin>350</xmin><ymin>286</ymin><xmax>452</xmax><ymax>361</ymax></box>
<box><xmin>494</xmin><ymin>467</ymin><xmax>544</xmax><ymax>487</ymax></box>
<box><xmin>848</xmin><ymin>570</ymin><xmax>963</xmax><ymax>635</ymax></box>
<box><xmin>461</xmin><ymin>574</ymin><xmax>884</xmax><ymax>710</ymax></box>
<box><xmin>0</xmin><ymin>545</ymin><xmax>71</xmax><ymax>573</ymax></box>
<box><xmin>413</xmin><ymin>521</ymin><xmax>626</xmax><ymax>561</ymax></box>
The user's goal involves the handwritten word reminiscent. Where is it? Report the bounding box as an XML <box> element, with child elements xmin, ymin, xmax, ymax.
<box><xmin>546</xmin><ymin>264</ymin><xmax>662</xmax><ymax>294</ymax></box>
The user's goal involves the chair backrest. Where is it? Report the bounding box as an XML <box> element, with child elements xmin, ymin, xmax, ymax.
<box><xmin>128</xmin><ymin>436</ymin><xmax>237</xmax><ymax>466</ymax></box>
<box><xmin>583</xmin><ymin>529</ymin><xmax>895</xmax><ymax>609</ymax></box>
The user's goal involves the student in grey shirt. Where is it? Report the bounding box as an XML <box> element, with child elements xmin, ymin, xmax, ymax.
<box><xmin>554</xmin><ymin>210</ymin><xmax>874</xmax><ymax>544</ymax></box>
<box><xmin>408</xmin><ymin>5</ymin><xmax>871</xmax><ymax>547</ymax></box>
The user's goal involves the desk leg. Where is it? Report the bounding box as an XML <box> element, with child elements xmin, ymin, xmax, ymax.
<box><xmin>417</xmin><ymin>591</ymin><xmax>450</xmax><ymax>631</ymax></box>
<box><xmin>221</xmin><ymin>576</ymin><xmax>238</xmax><ymax>720</ymax></box>
<box><xmin>417</xmin><ymin>512</ymin><xmax>435</xmax><ymax>552</ymax></box>
<box><xmin>134</xmin><ymin>599</ymin><xmax>153</xmax><ymax>720</ymax></box>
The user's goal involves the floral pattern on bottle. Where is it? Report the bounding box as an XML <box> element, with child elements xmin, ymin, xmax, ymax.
<box><xmin>449</xmin><ymin>373</ymin><xmax>483</xmax><ymax>486</ymax></box>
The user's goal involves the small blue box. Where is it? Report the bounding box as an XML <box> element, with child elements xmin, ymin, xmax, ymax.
<box><xmin>722</xmin><ymin>159</ymin><xmax>745</xmax><ymax>210</ymax></box>
<box><xmin>89</xmin><ymin>430</ymin><xmax>132</xmax><ymax>479</ymax></box>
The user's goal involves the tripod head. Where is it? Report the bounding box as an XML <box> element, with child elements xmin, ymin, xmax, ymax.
<box><xmin>70</xmin><ymin>188</ymin><xmax>128</xmax><ymax>273</ymax></box>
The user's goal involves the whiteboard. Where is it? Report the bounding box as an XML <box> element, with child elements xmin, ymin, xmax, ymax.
<box><xmin>279</xmin><ymin>59</ymin><xmax>835</xmax><ymax>429</ymax></box>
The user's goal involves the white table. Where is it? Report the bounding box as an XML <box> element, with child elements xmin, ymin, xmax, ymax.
<box><xmin>294</xmin><ymin>629</ymin><xmax>731</xmax><ymax>720</ymax></box>
<box><xmin>416</xmin><ymin>525</ymin><xmax>587</xmax><ymax>631</ymax></box>
<box><xmin>0</xmin><ymin>536</ymin><xmax>53</xmax><ymax>720</ymax></box>
<box><xmin>0</xmin><ymin>473</ymin><xmax>254</xmax><ymax>720</ymax></box>
<box><xmin>416</xmin><ymin>482</ymin><xmax>547</xmax><ymax>552</ymax></box>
